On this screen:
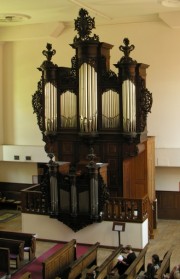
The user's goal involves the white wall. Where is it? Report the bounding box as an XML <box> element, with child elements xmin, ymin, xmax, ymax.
<box><xmin>0</xmin><ymin>161</ymin><xmax>37</xmax><ymax>184</ymax></box>
<box><xmin>156</xmin><ymin>167</ymin><xmax>180</xmax><ymax>191</ymax></box>
<box><xmin>22</xmin><ymin>213</ymin><xmax>148</xmax><ymax>249</ymax></box>
<box><xmin>1</xmin><ymin>19</ymin><xmax>180</xmax><ymax>187</ymax></box>
<box><xmin>0</xmin><ymin>44</ymin><xmax>3</xmax><ymax>144</ymax></box>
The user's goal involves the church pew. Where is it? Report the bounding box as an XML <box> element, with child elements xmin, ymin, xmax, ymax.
<box><xmin>154</xmin><ymin>248</ymin><xmax>172</xmax><ymax>279</ymax></box>
<box><xmin>0</xmin><ymin>238</ymin><xmax>24</xmax><ymax>269</ymax></box>
<box><xmin>89</xmin><ymin>245</ymin><xmax>123</xmax><ymax>279</ymax></box>
<box><xmin>19</xmin><ymin>272</ymin><xmax>31</xmax><ymax>279</ymax></box>
<box><xmin>42</xmin><ymin>239</ymin><xmax>77</xmax><ymax>279</ymax></box>
<box><xmin>119</xmin><ymin>244</ymin><xmax>148</xmax><ymax>278</ymax></box>
<box><xmin>0</xmin><ymin>231</ymin><xmax>36</xmax><ymax>261</ymax></box>
<box><xmin>0</xmin><ymin>247</ymin><xmax>10</xmax><ymax>278</ymax></box>
<box><xmin>62</xmin><ymin>242</ymin><xmax>100</xmax><ymax>279</ymax></box>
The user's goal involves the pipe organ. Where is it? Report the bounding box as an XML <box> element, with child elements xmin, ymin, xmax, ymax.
<box><xmin>32</xmin><ymin>9</ymin><xmax>153</xmax><ymax>231</ymax></box>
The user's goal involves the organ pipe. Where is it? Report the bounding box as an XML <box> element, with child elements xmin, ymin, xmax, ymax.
<box><xmin>122</xmin><ymin>79</ymin><xmax>136</xmax><ymax>132</ymax></box>
<box><xmin>50</xmin><ymin>176</ymin><xmax>58</xmax><ymax>214</ymax></box>
<box><xmin>79</xmin><ymin>63</ymin><xmax>97</xmax><ymax>133</ymax></box>
<box><xmin>102</xmin><ymin>90</ymin><xmax>120</xmax><ymax>128</ymax></box>
<box><xmin>60</xmin><ymin>91</ymin><xmax>77</xmax><ymax>128</ymax></box>
<box><xmin>90</xmin><ymin>177</ymin><xmax>98</xmax><ymax>218</ymax></box>
<box><xmin>45</xmin><ymin>82</ymin><xmax>57</xmax><ymax>132</ymax></box>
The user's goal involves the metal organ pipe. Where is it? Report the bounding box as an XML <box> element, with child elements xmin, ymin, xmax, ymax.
<box><xmin>45</xmin><ymin>82</ymin><xmax>57</xmax><ymax>132</ymax></box>
<box><xmin>102</xmin><ymin>90</ymin><xmax>120</xmax><ymax>128</ymax></box>
<box><xmin>60</xmin><ymin>91</ymin><xmax>77</xmax><ymax>128</ymax></box>
<box><xmin>90</xmin><ymin>176</ymin><xmax>98</xmax><ymax>217</ymax></box>
<box><xmin>122</xmin><ymin>79</ymin><xmax>136</xmax><ymax>132</ymax></box>
<box><xmin>50</xmin><ymin>176</ymin><xmax>58</xmax><ymax>214</ymax></box>
<box><xmin>79</xmin><ymin>63</ymin><xmax>97</xmax><ymax>133</ymax></box>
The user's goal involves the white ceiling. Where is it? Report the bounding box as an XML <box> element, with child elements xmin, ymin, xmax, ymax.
<box><xmin>1</xmin><ymin>0</ymin><xmax>180</xmax><ymax>40</ymax></box>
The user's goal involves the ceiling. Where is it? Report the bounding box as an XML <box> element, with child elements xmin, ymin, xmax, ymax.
<box><xmin>1</xmin><ymin>0</ymin><xmax>180</xmax><ymax>40</ymax></box>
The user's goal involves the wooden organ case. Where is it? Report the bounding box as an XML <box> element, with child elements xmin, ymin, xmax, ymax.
<box><xmin>32</xmin><ymin>9</ymin><xmax>153</xmax><ymax>231</ymax></box>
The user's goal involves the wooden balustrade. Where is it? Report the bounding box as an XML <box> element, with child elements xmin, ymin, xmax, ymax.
<box><xmin>21</xmin><ymin>185</ymin><xmax>148</xmax><ymax>223</ymax></box>
<box><xmin>21</xmin><ymin>184</ymin><xmax>48</xmax><ymax>214</ymax></box>
<box><xmin>103</xmin><ymin>195</ymin><xmax>148</xmax><ymax>223</ymax></box>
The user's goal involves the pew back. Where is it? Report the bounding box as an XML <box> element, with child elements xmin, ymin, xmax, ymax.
<box><xmin>119</xmin><ymin>244</ymin><xmax>148</xmax><ymax>279</ymax></box>
<box><xmin>0</xmin><ymin>238</ymin><xmax>25</xmax><ymax>269</ymax></box>
<box><xmin>63</xmin><ymin>242</ymin><xmax>100</xmax><ymax>279</ymax></box>
<box><xmin>0</xmin><ymin>247</ymin><xmax>10</xmax><ymax>276</ymax></box>
<box><xmin>0</xmin><ymin>231</ymin><xmax>36</xmax><ymax>260</ymax></box>
<box><xmin>154</xmin><ymin>249</ymin><xmax>172</xmax><ymax>279</ymax></box>
<box><xmin>19</xmin><ymin>272</ymin><xmax>32</xmax><ymax>279</ymax></box>
<box><xmin>0</xmin><ymin>237</ymin><xmax>24</xmax><ymax>259</ymax></box>
<box><xmin>95</xmin><ymin>245</ymin><xmax>123</xmax><ymax>279</ymax></box>
<box><xmin>42</xmin><ymin>239</ymin><xmax>76</xmax><ymax>279</ymax></box>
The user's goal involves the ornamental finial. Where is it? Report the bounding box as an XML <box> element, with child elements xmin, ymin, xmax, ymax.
<box><xmin>119</xmin><ymin>38</ymin><xmax>136</xmax><ymax>63</ymax></box>
<box><xmin>73</xmin><ymin>8</ymin><xmax>99</xmax><ymax>42</ymax></box>
<box><xmin>42</xmin><ymin>43</ymin><xmax>56</xmax><ymax>62</ymax></box>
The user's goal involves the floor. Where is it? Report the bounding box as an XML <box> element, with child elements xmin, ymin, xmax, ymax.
<box><xmin>0</xmin><ymin>210</ymin><xmax>179</xmax><ymax>272</ymax></box>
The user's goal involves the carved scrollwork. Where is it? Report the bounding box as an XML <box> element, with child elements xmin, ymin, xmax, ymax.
<box><xmin>138</xmin><ymin>87</ymin><xmax>153</xmax><ymax>132</ymax></box>
<box><xmin>140</xmin><ymin>88</ymin><xmax>153</xmax><ymax>114</ymax></box>
<box><xmin>101</xmin><ymin>69</ymin><xmax>118</xmax><ymax>92</ymax></box>
<box><xmin>32</xmin><ymin>80</ymin><xmax>44</xmax><ymax>132</ymax></box>
<box><xmin>78</xmin><ymin>57</ymin><xmax>97</xmax><ymax>71</ymax></box>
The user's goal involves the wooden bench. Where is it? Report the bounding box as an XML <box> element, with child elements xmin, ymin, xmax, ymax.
<box><xmin>89</xmin><ymin>245</ymin><xmax>123</xmax><ymax>279</ymax></box>
<box><xmin>119</xmin><ymin>244</ymin><xmax>148</xmax><ymax>279</ymax></box>
<box><xmin>0</xmin><ymin>231</ymin><xmax>36</xmax><ymax>261</ymax></box>
<box><xmin>154</xmin><ymin>249</ymin><xmax>172</xmax><ymax>279</ymax></box>
<box><xmin>0</xmin><ymin>238</ymin><xmax>24</xmax><ymax>269</ymax></box>
<box><xmin>62</xmin><ymin>242</ymin><xmax>100</xmax><ymax>279</ymax></box>
<box><xmin>0</xmin><ymin>182</ymin><xmax>26</xmax><ymax>210</ymax></box>
<box><xmin>42</xmin><ymin>239</ymin><xmax>77</xmax><ymax>279</ymax></box>
<box><xmin>19</xmin><ymin>272</ymin><xmax>32</xmax><ymax>279</ymax></box>
<box><xmin>0</xmin><ymin>247</ymin><xmax>10</xmax><ymax>278</ymax></box>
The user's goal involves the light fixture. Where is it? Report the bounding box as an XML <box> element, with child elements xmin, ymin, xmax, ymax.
<box><xmin>0</xmin><ymin>13</ymin><xmax>31</xmax><ymax>23</ymax></box>
<box><xmin>161</xmin><ymin>0</ymin><xmax>180</xmax><ymax>7</ymax></box>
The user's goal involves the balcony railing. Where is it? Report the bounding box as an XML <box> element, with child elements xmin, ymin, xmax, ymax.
<box><xmin>103</xmin><ymin>195</ymin><xmax>148</xmax><ymax>223</ymax></box>
<box><xmin>21</xmin><ymin>184</ymin><xmax>48</xmax><ymax>214</ymax></box>
<box><xmin>21</xmin><ymin>184</ymin><xmax>148</xmax><ymax>223</ymax></box>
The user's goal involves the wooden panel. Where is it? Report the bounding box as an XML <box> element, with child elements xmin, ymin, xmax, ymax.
<box><xmin>123</xmin><ymin>159</ymin><xmax>131</xmax><ymax>198</ymax></box>
<box><xmin>133</xmin><ymin>151</ymin><xmax>147</xmax><ymax>198</ymax></box>
<box><xmin>62</xmin><ymin>142</ymin><xmax>73</xmax><ymax>154</ymax></box>
<box><xmin>134</xmin><ymin>183</ymin><xmax>146</xmax><ymax>198</ymax></box>
<box><xmin>146</xmin><ymin>137</ymin><xmax>155</xmax><ymax>202</ymax></box>
<box><xmin>123</xmin><ymin>137</ymin><xmax>155</xmax><ymax>200</ymax></box>
<box><xmin>123</xmin><ymin>152</ymin><xmax>146</xmax><ymax>198</ymax></box>
<box><xmin>134</xmin><ymin>151</ymin><xmax>146</xmax><ymax>181</ymax></box>
<box><xmin>42</xmin><ymin>239</ymin><xmax>76</xmax><ymax>279</ymax></box>
<box><xmin>156</xmin><ymin>191</ymin><xmax>180</xmax><ymax>219</ymax></box>
<box><xmin>61</xmin><ymin>155</ymin><xmax>73</xmax><ymax>162</ymax></box>
<box><xmin>106</xmin><ymin>143</ymin><xmax>118</xmax><ymax>155</ymax></box>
